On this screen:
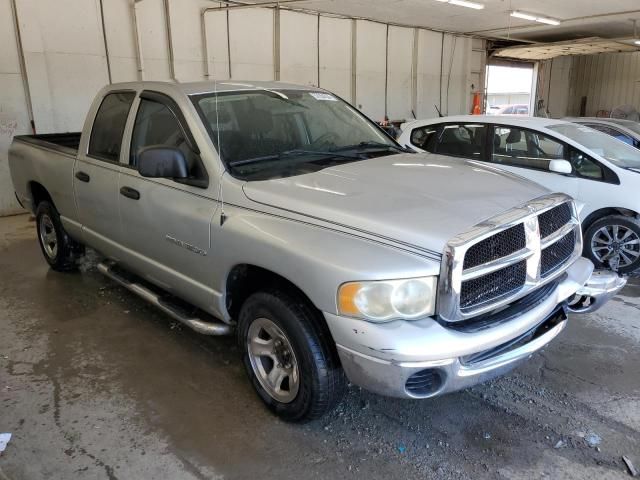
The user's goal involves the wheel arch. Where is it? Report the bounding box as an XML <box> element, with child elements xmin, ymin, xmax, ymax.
<box><xmin>29</xmin><ymin>181</ymin><xmax>54</xmax><ymax>212</ymax></box>
<box><xmin>225</xmin><ymin>264</ymin><xmax>322</xmax><ymax>321</ymax></box>
<box><xmin>582</xmin><ymin>207</ymin><xmax>639</xmax><ymax>232</ymax></box>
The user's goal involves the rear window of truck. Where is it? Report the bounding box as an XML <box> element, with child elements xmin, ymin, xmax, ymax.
<box><xmin>88</xmin><ymin>92</ymin><xmax>136</xmax><ymax>162</ymax></box>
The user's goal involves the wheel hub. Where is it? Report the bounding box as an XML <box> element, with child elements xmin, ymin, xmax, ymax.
<box><xmin>591</xmin><ymin>224</ymin><xmax>640</xmax><ymax>270</ymax></box>
<box><xmin>247</xmin><ymin>318</ymin><xmax>300</xmax><ymax>403</ymax></box>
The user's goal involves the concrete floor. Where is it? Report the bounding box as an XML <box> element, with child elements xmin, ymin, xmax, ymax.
<box><xmin>0</xmin><ymin>214</ymin><xmax>639</xmax><ymax>480</ymax></box>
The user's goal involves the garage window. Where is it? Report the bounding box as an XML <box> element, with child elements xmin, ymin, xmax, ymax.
<box><xmin>492</xmin><ymin>126</ymin><xmax>564</xmax><ymax>171</ymax></box>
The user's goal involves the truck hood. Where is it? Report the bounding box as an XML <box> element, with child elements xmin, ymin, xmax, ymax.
<box><xmin>242</xmin><ymin>153</ymin><xmax>549</xmax><ymax>255</ymax></box>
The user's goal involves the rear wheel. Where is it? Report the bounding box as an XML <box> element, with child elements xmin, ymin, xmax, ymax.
<box><xmin>238</xmin><ymin>289</ymin><xmax>346</xmax><ymax>422</ymax></box>
<box><xmin>35</xmin><ymin>201</ymin><xmax>82</xmax><ymax>271</ymax></box>
<box><xmin>584</xmin><ymin>215</ymin><xmax>640</xmax><ymax>274</ymax></box>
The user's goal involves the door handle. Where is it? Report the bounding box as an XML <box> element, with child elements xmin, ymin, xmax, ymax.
<box><xmin>75</xmin><ymin>171</ymin><xmax>90</xmax><ymax>183</ymax></box>
<box><xmin>120</xmin><ymin>186</ymin><xmax>140</xmax><ymax>200</ymax></box>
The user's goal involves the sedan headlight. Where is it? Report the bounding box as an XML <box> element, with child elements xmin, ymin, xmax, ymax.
<box><xmin>338</xmin><ymin>277</ymin><xmax>437</xmax><ymax>322</ymax></box>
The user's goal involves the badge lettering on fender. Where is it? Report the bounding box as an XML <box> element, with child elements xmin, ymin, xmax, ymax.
<box><xmin>165</xmin><ymin>234</ymin><xmax>208</xmax><ymax>256</ymax></box>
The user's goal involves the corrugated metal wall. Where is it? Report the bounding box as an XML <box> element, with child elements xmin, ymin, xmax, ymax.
<box><xmin>568</xmin><ymin>52</ymin><xmax>640</xmax><ymax>117</ymax></box>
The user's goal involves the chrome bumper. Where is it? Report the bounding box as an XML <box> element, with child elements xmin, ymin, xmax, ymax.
<box><xmin>567</xmin><ymin>269</ymin><xmax>627</xmax><ymax>314</ymax></box>
<box><xmin>324</xmin><ymin>257</ymin><xmax>595</xmax><ymax>399</ymax></box>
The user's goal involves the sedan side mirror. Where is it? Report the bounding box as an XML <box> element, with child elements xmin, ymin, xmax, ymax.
<box><xmin>138</xmin><ymin>146</ymin><xmax>188</xmax><ymax>179</ymax></box>
<box><xmin>549</xmin><ymin>159</ymin><xmax>572</xmax><ymax>174</ymax></box>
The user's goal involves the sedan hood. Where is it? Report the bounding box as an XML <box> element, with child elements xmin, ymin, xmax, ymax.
<box><xmin>242</xmin><ymin>153</ymin><xmax>549</xmax><ymax>255</ymax></box>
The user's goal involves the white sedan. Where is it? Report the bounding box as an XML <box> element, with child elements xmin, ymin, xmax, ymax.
<box><xmin>398</xmin><ymin>115</ymin><xmax>640</xmax><ymax>273</ymax></box>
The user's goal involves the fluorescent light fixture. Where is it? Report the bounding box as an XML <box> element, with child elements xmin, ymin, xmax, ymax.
<box><xmin>435</xmin><ymin>0</ymin><xmax>485</xmax><ymax>10</ymax></box>
<box><xmin>511</xmin><ymin>11</ymin><xmax>536</xmax><ymax>21</ymax></box>
<box><xmin>635</xmin><ymin>40</ymin><xmax>640</xmax><ymax>46</ymax></box>
<box><xmin>511</xmin><ymin>10</ymin><xmax>561</xmax><ymax>26</ymax></box>
<box><xmin>536</xmin><ymin>16</ymin><xmax>561</xmax><ymax>26</ymax></box>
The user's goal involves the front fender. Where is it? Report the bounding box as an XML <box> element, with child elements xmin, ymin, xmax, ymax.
<box><xmin>211</xmin><ymin>205</ymin><xmax>441</xmax><ymax>318</ymax></box>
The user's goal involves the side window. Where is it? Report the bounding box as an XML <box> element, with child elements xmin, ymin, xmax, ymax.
<box><xmin>492</xmin><ymin>126</ymin><xmax>564</xmax><ymax>171</ymax></box>
<box><xmin>88</xmin><ymin>92</ymin><xmax>136</xmax><ymax>161</ymax></box>
<box><xmin>569</xmin><ymin>148</ymin><xmax>604</xmax><ymax>180</ymax></box>
<box><xmin>410</xmin><ymin>126</ymin><xmax>438</xmax><ymax>152</ymax></box>
<box><xmin>130</xmin><ymin>99</ymin><xmax>206</xmax><ymax>179</ymax></box>
<box><xmin>434</xmin><ymin>124</ymin><xmax>487</xmax><ymax>160</ymax></box>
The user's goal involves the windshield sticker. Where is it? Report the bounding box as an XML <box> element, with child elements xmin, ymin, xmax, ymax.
<box><xmin>309</xmin><ymin>92</ymin><xmax>337</xmax><ymax>101</ymax></box>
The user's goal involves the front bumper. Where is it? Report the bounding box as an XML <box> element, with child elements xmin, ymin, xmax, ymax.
<box><xmin>324</xmin><ymin>257</ymin><xmax>602</xmax><ymax>399</ymax></box>
<box><xmin>568</xmin><ymin>269</ymin><xmax>627</xmax><ymax>314</ymax></box>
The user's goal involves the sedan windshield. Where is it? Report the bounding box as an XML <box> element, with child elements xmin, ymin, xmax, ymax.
<box><xmin>192</xmin><ymin>89</ymin><xmax>399</xmax><ymax>180</ymax></box>
<box><xmin>548</xmin><ymin>123</ymin><xmax>640</xmax><ymax>169</ymax></box>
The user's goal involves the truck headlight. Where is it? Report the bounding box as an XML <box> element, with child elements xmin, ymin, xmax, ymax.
<box><xmin>338</xmin><ymin>277</ymin><xmax>437</xmax><ymax>322</ymax></box>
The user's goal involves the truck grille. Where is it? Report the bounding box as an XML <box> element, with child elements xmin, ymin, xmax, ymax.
<box><xmin>439</xmin><ymin>195</ymin><xmax>581</xmax><ymax>322</ymax></box>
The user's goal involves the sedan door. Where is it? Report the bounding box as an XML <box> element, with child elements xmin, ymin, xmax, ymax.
<box><xmin>116</xmin><ymin>91</ymin><xmax>219</xmax><ymax>312</ymax></box>
<box><xmin>487</xmin><ymin>125</ymin><xmax>579</xmax><ymax>199</ymax></box>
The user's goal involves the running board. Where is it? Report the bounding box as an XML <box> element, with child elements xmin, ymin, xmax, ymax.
<box><xmin>97</xmin><ymin>261</ymin><xmax>232</xmax><ymax>336</ymax></box>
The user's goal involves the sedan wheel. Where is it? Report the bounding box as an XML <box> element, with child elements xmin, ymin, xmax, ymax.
<box><xmin>584</xmin><ymin>215</ymin><xmax>640</xmax><ymax>274</ymax></box>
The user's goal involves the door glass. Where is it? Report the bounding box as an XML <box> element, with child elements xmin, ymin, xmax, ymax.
<box><xmin>88</xmin><ymin>92</ymin><xmax>136</xmax><ymax>162</ymax></box>
<box><xmin>130</xmin><ymin>99</ymin><xmax>205</xmax><ymax>179</ymax></box>
<box><xmin>569</xmin><ymin>149</ymin><xmax>604</xmax><ymax>180</ymax></box>
<box><xmin>435</xmin><ymin>124</ymin><xmax>487</xmax><ymax>160</ymax></box>
<box><xmin>410</xmin><ymin>126</ymin><xmax>438</xmax><ymax>151</ymax></box>
<box><xmin>492</xmin><ymin>126</ymin><xmax>564</xmax><ymax>171</ymax></box>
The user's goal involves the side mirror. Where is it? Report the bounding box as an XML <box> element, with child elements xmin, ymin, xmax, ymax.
<box><xmin>549</xmin><ymin>159</ymin><xmax>572</xmax><ymax>174</ymax></box>
<box><xmin>138</xmin><ymin>146</ymin><xmax>188</xmax><ymax>179</ymax></box>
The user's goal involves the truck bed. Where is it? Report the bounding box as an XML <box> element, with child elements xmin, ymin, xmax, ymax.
<box><xmin>13</xmin><ymin>132</ymin><xmax>81</xmax><ymax>156</ymax></box>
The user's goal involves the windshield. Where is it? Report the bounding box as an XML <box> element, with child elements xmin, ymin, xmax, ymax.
<box><xmin>548</xmin><ymin>123</ymin><xmax>640</xmax><ymax>169</ymax></box>
<box><xmin>192</xmin><ymin>89</ymin><xmax>399</xmax><ymax>180</ymax></box>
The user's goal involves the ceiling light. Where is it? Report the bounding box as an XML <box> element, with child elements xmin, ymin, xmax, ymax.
<box><xmin>511</xmin><ymin>11</ymin><xmax>536</xmax><ymax>21</ymax></box>
<box><xmin>635</xmin><ymin>40</ymin><xmax>640</xmax><ymax>46</ymax></box>
<box><xmin>435</xmin><ymin>0</ymin><xmax>485</xmax><ymax>10</ymax></box>
<box><xmin>511</xmin><ymin>10</ymin><xmax>561</xmax><ymax>26</ymax></box>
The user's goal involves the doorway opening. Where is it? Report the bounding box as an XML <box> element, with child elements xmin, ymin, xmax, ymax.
<box><xmin>485</xmin><ymin>64</ymin><xmax>535</xmax><ymax>116</ymax></box>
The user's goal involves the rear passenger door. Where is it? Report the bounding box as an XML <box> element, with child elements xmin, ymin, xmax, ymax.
<box><xmin>74</xmin><ymin>91</ymin><xmax>135</xmax><ymax>256</ymax></box>
<box><xmin>489</xmin><ymin>125</ymin><xmax>578</xmax><ymax>198</ymax></box>
<box><xmin>117</xmin><ymin>91</ymin><xmax>218</xmax><ymax>311</ymax></box>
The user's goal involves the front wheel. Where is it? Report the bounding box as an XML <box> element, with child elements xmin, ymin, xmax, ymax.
<box><xmin>238</xmin><ymin>289</ymin><xmax>346</xmax><ymax>422</ymax></box>
<box><xmin>35</xmin><ymin>201</ymin><xmax>82</xmax><ymax>271</ymax></box>
<box><xmin>583</xmin><ymin>215</ymin><xmax>640</xmax><ymax>274</ymax></box>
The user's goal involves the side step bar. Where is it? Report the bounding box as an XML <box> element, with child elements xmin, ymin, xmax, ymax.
<box><xmin>97</xmin><ymin>261</ymin><xmax>232</xmax><ymax>336</ymax></box>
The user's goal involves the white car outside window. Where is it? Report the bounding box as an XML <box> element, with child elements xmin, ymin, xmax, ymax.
<box><xmin>398</xmin><ymin>115</ymin><xmax>640</xmax><ymax>273</ymax></box>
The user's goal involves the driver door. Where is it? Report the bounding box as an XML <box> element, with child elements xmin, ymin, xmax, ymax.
<box><xmin>116</xmin><ymin>91</ymin><xmax>219</xmax><ymax>311</ymax></box>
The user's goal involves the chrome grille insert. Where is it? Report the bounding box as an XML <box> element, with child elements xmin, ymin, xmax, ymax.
<box><xmin>438</xmin><ymin>194</ymin><xmax>582</xmax><ymax>323</ymax></box>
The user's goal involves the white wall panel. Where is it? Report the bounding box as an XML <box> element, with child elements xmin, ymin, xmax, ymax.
<box><xmin>280</xmin><ymin>11</ymin><xmax>317</xmax><ymax>86</ymax></box>
<box><xmin>386</xmin><ymin>26</ymin><xmax>414</xmax><ymax>120</ymax></box>
<box><xmin>17</xmin><ymin>0</ymin><xmax>109</xmax><ymax>133</ymax></box>
<box><xmin>229</xmin><ymin>8</ymin><xmax>274</xmax><ymax>81</ymax></box>
<box><xmin>204</xmin><ymin>10</ymin><xmax>230</xmax><ymax>80</ymax></box>
<box><xmin>101</xmin><ymin>0</ymin><xmax>138</xmax><ymax>82</ymax></box>
<box><xmin>136</xmin><ymin>0</ymin><xmax>171</xmax><ymax>81</ymax></box>
<box><xmin>568</xmin><ymin>52</ymin><xmax>640</xmax><ymax>117</ymax></box>
<box><xmin>441</xmin><ymin>34</ymin><xmax>471</xmax><ymax>116</ymax></box>
<box><xmin>355</xmin><ymin>20</ymin><xmax>386</xmax><ymax>121</ymax></box>
<box><xmin>0</xmin><ymin>0</ymin><xmax>29</xmax><ymax>215</ymax></box>
<box><xmin>416</xmin><ymin>29</ymin><xmax>442</xmax><ymax>119</ymax></box>
<box><xmin>318</xmin><ymin>16</ymin><xmax>351</xmax><ymax>101</ymax></box>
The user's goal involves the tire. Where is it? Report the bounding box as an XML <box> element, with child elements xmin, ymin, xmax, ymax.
<box><xmin>583</xmin><ymin>215</ymin><xmax>640</xmax><ymax>274</ymax></box>
<box><xmin>35</xmin><ymin>201</ymin><xmax>82</xmax><ymax>271</ymax></box>
<box><xmin>238</xmin><ymin>289</ymin><xmax>346</xmax><ymax>422</ymax></box>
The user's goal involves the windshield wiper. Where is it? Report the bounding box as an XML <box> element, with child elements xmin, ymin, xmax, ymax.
<box><xmin>228</xmin><ymin>149</ymin><xmax>360</xmax><ymax>167</ymax></box>
<box><xmin>332</xmin><ymin>141</ymin><xmax>410</xmax><ymax>153</ymax></box>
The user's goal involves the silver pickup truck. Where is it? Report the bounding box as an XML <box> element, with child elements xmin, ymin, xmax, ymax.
<box><xmin>9</xmin><ymin>81</ymin><xmax>625</xmax><ymax>421</ymax></box>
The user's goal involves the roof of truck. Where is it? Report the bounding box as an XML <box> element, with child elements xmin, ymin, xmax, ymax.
<box><xmin>107</xmin><ymin>80</ymin><xmax>321</xmax><ymax>96</ymax></box>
